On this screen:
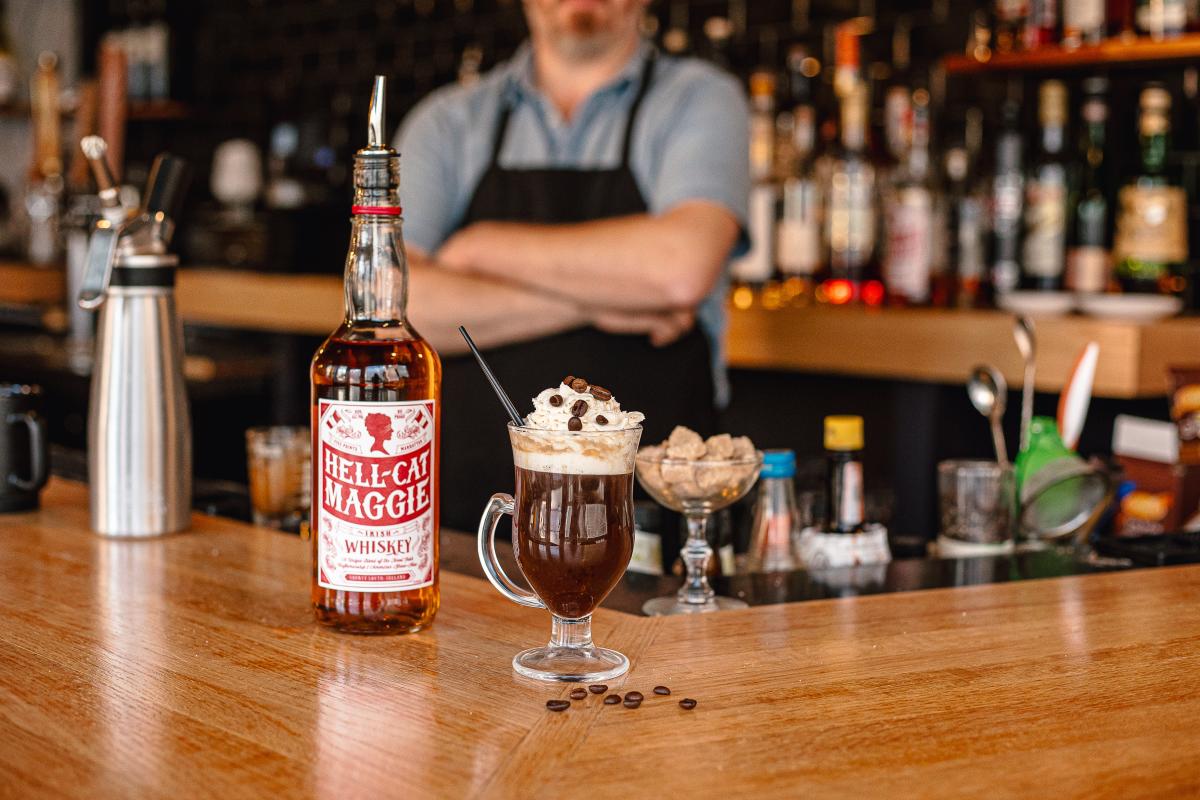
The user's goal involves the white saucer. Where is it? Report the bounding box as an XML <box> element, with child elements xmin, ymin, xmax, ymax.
<box><xmin>1077</xmin><ymin>293</ymin><xmax>1183</xmax><ymax>322</ymax></box>
<box><xmin>996</xmin><ymin>290</ymin><xmax>1075</xmax><ymax>317</ymax></box>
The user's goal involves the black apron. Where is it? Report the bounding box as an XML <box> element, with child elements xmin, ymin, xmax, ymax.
<box><xmin>441</xmin><ymin>51</ymin><xmax>716</xmax><ymax>531</ymax></box>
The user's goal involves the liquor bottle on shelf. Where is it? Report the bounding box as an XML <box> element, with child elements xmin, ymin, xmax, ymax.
<box><xmin>1023</xmin><ymin>0</ymin><xmax>1060</xmax><ymax>49</ymax></box>
<box><xmin>822</xmin><ymin>80</ymin><xmax>878</xmax><ymax>305</ymax></box>
<box><xmin>990</xmin><ymin>93</ymin><xmax>1025</xmax><ymax>297</ymax></box>
<box><xmin>776</xmin><ymin>45</ymin><xmax>822</xmax><ymax>306</ymax></box>
<box><xmin>883</xmin><ymin>17</ymin><xmax>913</xmax><ymax>169</ymax></box>
<box><xmin>1114</xmin><ymin>84</ymin><xmax>1188</xmax><ymax>294</ymax></box>
<box><xmin>1063</xmin><ymin>0</ymin><xmax>1106</xmax><ymax>47</ymax></box>
<box><xmin>310</xmin><ymin>77</ymin><xmax>442</xmax><ymax>634</ymax></box>
<box><xmin>945</xmin><ymin>135</ymin><xmax>989</xmax><ymax>308</ymax></box>
<box><xmin>26</xmin><ymin>51</ymin><xmax>62</xmax><ymax>267</ymax></box>
<box><xmin>825</xmin><ymin>416</ymin><xmax>865</xmax><ymax>534</ymax></box>
<box><xmin>883</xmin><ymin>87</ymin><xmax>934</xmax><ymax>306</ymax></box>
<box><xmin>730</xmin><ymin>69</ymin><xmax>778</xmax><ymax>308</ymax></box>
<box><xmin>1067</xmin><ymin>77</ymin><xmax>1110</xmax><ymax>295</ymax></box>
<box><xmin>1136</xmin><ymin>0</ymin><xmax>1186</xmax><ymax>39</ymax></box>
<box><xmin>1022</xmin><ymin>80</ymin><xmax>1069</xmax><ymax>292</ymax></box>
<box><xmin>0</xmin><ymin>1</ymin><xmax>17</xmax><ymax>108</ymax></box>
<box><xmin>994</xmin><ymin>0</ymin><xmax>1030</xmax><ymax>53</ymax></box>
<box><xmin>1108</xmin><ymin>0</ymin><xmax>1137</xmax><ymax>37</ymax></box>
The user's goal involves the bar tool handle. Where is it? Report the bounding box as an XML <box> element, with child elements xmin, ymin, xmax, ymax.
<box><xmin>7</xmin><ymin>410</ymin><xmax>48</xmax><ymax>492</ymax></box>
<box><xmin>142</xmin><ymin>153</ymin><xmax>191</xmax><ymax>221</ymax></box>
<box><xmin>77</xmin><ymin>224</ymin><xmax>119</xmax><ymax>310</ymax></box>
<box><xmin>476</xmin><ymin>493</ymin><xmax>543</xmax><ymax>609</ymax></box>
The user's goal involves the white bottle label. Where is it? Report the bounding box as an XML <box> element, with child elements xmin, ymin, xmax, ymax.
<box><xmin>316</xmin><ymin>399</ymin><xmax>437</xmax><ymax>592</ymax></box>
<box><xmin>884</xmin><ymin>187</ymin><xmax>932</xmax><ymax>301</ymax></box>
<box><xmin>839</xmin><ymin>462</ymin><xmax>864</xmax><ymax>528</ymax></box>
<box><xmin>731</xmin><ymin>185</ymin><xmax>777</xmax><ymax>282</ymax></box>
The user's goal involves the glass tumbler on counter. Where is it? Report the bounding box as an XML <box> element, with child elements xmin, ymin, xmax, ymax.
<box><xmin>937</xmin><ymin>459</ymin><xmax>1015</xmax><ymax>553</ymax></box>
<box><xmin>246</xmin><ymin>426</ymin><xmax>310</xmax><ymax>532</ymax></box>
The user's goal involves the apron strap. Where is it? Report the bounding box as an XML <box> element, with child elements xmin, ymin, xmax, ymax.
<box><xmin>619</xmin><ymin>50</ymin><xmax>658</xmax><ymax>168</ymax></box>
<box><xmin>488</xmin><ymin>102</ymin><xmax>514</xmax><ymax>169</ymax></box>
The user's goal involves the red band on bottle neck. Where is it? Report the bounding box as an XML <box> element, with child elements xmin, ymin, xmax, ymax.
<box><xmin>352</xmin><ymin>205</ymin><xmax>402</xmax><ymax>216</ymax></box>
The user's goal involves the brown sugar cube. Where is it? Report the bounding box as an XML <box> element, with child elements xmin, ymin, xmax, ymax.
<box><xmin>698</xmin><ymin>465</ymin><xmax>736</xmax><ymax>493</ymax></box>
<box><xmin>674</xmin><ymin>478</ymin><xmax>706</xmax><ymax>500</ymax></box>
<box><xmin>666</xmin><ymin>426</ymin><xmax>707</xmax><ymax>460</ymax></box>
<box><xmin>660</xmin><ymin>461</ymin><xmax>695</xmax><ymax>486</ymax></box>
<box><xmin>704</xmin><ymin>434</ymin><xmax>734</xmax><ymax>460</ymax></box>
<box><xmin>730</xmin><ymin>436</ymin><xmax>756</xmax><ymax>459</ymax></box>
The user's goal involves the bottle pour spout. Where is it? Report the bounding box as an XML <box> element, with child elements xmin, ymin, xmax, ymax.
<box><xmin>368</xmin><ymin>75</ymin><xmax>386</xmax><ymax>149</ymax></box>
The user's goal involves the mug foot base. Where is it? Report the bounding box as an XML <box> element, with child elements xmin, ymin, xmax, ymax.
<box><xmin>512</xmin><ymin>645</ymin><xmax>629</xmax><ymax>683</ymax></box>
<box><xmin>642</xmin><ymin>595</ymin><xmax>748</xmax><ymax>616</ymax></box>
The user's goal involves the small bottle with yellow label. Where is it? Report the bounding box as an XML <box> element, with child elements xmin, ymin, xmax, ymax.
<box><xmin>825</xmin><ymin>416</ymin><xmax>865</xmax><ymax>533</ymax></box>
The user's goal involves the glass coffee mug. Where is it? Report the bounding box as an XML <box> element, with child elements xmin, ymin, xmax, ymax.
<box><xmin>477</xmin><ymin>423</ymin><xmax>641</xmax><ymax>682</ymax></box>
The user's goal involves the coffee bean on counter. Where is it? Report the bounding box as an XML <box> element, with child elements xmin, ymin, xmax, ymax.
<box><xmin>595</xmin><ymin>415</ymin><xmax>608</xmax><ymax>426</ymax></box>
<box><xmin>603</xmin><ymin>694</ymin><xmax>622</xmax><ymax>705</ymax></box>
<box><xmin>678</xmin><ymin>698</ymin><xmax>697</xmax><ymax>710</ymax></box>
<box><xmin>570</xmin><ymin>399</ymin><xmax>588</xmax><ymax>416</ymax></box>
<box><xmin>570</xmin><ymin>378</ymin><xmax>589</xmax><ymax>393</ymax></box>
<box><xmin>546</xmin><ymin>699</ymin><xmax>571</xmax><ymax>712</ymax></box>
<box><xmin>624</xmin><ymin>691</ymin><xmax>644</xmax><ymax>703</ymax></box>
<box><xmin>548</xmin><ymin>394</ymin><xmax>563</xmax><ymax>407</ymax></box>
<box><xmin>653</xmin><ymin>686</ymin><xmax>671</xmax><ymax>696</ymax></box>
<box><xmin>568</xmin><ymin>416</ymin><xmax>583</xmax><ymax>431</ymax></box>
<box><xmin>569</xmin><ymin>688</ymin><xmax>588</xmax><ymax>700</ymax></box>
<box><xmin>563</xmin><ymin>375</ymin><xmax>575</xmax><ymax>387</ymax></box>
<box><xmin>589</xmin><ymin>385</ymin><xmax>613</xmax><ymax>401</ymax></box>
<box><xmin>588</xmin><ymin>684</ymin><xmax>608</xmax><ymax>694</ymax></box>
<box><xmin>623</xmin><ymin>698</ymin><xmax>642</xmax><ymax>709</ymax></box>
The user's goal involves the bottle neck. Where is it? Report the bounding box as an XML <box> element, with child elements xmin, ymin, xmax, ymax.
<box><xmin>1041</xmin><ymin>123</ymin><xmax>1064</xmax><ymax>157</ymax></box>
<box><xmin>344</xmin><ymin>209</ymin><xmax>408</xmax><ymax>324</ymax></box>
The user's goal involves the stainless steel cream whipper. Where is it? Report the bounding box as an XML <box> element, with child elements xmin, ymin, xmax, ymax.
<box><xmin>78</xmin><ymin>146</ymin><xmax>193</xmax><ymax>536</ymax></box>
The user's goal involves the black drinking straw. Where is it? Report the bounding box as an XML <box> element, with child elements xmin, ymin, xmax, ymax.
<box><xmin>458</xmin><ymin>325</ymin><xmax>525</xmax><ymax>427</ymax></box>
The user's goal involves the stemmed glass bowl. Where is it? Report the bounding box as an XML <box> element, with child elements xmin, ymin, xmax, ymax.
<box><xmin>635</xmin><ymin>450</ymin><xmax>763</xmax><ymax>615</ymax></box>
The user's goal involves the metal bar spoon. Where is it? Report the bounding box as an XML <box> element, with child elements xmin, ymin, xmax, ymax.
<box><xmin>967</xmin><ymin>365</ymin><xmax>1009</xmax><ymax>466</ymax></box>
<box><xmin>1013</xmin><ymin>316</ymin><xmax>1037</xmax><ymax>453</ymax></box>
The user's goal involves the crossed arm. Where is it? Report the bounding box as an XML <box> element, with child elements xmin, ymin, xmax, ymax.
<box><xmin>407</xmin><ymin>201</ymin><xmax>739</xmax><ymax>357</ymax></box>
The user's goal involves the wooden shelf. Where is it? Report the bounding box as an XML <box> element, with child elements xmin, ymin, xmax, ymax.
<box><xmin>943</xmin><ymin>33</ymin><xmax>1200</xmax><ymax>74</ymax></box>
<box><xmin>3</xmin><ymin>261</ymin><xmax>1196</xmax><ymax>398</ymax></box>
<box><xmin>0</xmin><ymin>100</ymin><xmax>191</xmax><ymax>121</ymax></box>
<box><xmin>727</xmin><ymin>303</ymin><xmax>1200</xmax><ymax>399</ymax></box>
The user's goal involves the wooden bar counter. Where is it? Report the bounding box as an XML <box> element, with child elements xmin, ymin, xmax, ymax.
<box><xmin>3</xmin><ymin>481</ymin><xmax>1200</xmax><ymax>798</ymax></box>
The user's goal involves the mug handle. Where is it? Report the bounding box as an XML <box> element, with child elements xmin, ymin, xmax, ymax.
<box><xmin>476</xmin><ymin>493</ymin><xmax>543</xmax><ymax>609</ymax></box>
<box><xmin>8</xmin><ymin>411</ymin><xmax>48</xmax><ymax>492</ymax></box>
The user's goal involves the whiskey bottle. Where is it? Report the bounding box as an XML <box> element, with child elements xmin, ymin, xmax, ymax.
<box><xmin>1114</xmin><ymin>84</ymin><xmax>1188</xmax><ymax>294</ymax></box>
<box><xmin>310</xmin><ymin>77</ymin><xmax>442</xmax><ymax>634</ymax></box>
<box><xmin>1022</xmin><ymin>80</ymin><xmax>1069</xmax><ymax>291</ymax></box>
<box><xmin>1066</xmin><ymin>77</ymin><xmax>1110</xmax><ymax>294</ymax></box>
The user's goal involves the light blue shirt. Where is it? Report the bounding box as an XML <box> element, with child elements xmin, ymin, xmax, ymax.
<box><xmin>395</xmin><ymin>40</ymin><xmax>750</xmax><ymax>406</ymax></box>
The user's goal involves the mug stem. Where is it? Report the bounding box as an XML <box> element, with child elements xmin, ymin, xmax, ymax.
<box><xmin>549</xmin><ymin>615</ymin><xmax>594</xmax><ymax>650</ymax></box>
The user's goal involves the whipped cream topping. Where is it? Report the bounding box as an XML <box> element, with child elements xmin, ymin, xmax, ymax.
<box><xmin>524</xmin><ymin>382</ymin><xmax>644</xmax><ymax>432</ymax></box>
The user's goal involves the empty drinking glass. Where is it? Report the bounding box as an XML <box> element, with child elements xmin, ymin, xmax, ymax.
<box><xmin>938</xmin><ymin>459</ymin><xmax>1015</xmax><ymax>553</ymax></box>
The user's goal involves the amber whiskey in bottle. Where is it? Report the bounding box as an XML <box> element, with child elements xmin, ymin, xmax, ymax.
<box><xmin>310</xmin><ymin>77</ymin><xmax>441</xmax><ymax>634</ymax></box>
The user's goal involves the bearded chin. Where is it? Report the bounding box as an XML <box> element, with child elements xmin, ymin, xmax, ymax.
<box><xmin>557</xmin><ymin>10</ymin><xmax>611</xmax><ymax>60</ymax></box>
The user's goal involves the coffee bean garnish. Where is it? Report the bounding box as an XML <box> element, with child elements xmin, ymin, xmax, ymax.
<box><xmin>546</xmin><ymin>699</ymin><xmax>570</xmax><ymax>712</ymax></box>
<box><xmin>569</xmin><ymin>688</ymin><xmax>587</xmax><ymax>700</ymax></box>
<box><xmin>562</xmin><ymin>375</ymin><xmax>575</xmax><ymax>387</ymax></box>
<box><xmin>653</xmin><ymin>686</ymin><xmax>671</xmax><ymax>696</ymax></box>
<box><xmin>603</xmin><ymin>694</ymin><xmax>621</xmax><ymax>705</ymax></box>
<box><xmin>570</xmin><ymin>399</ymin><xmax>588</xmax><ymax>416</ymax></box>
<box><xmin>589</xmin><ymin>385</ymin><xmax>613</xmax><ymax>401</ymax></box>
<box><xmin>678</xmin><ymin>698</ymin><xmax>697</xmax><ymax>710</ymax></box>
<box><xmin>570</xmin><ymin>378</ymin><xmax>589</xmax><ymax>393</ymax></box>
<box><xmin>595</xmin><ymin>415</ymin><xmax>608</xmax><ymax>426</ymax></box>
<box><xmin>623</xmin><ymin>698</ymin><xmax>642</xmax><ymax>709</ymax></box>
<box><xmin>588</xmin><ymin>684</ymin><xmax>608</xmax><ymax>694</ymax></box>
<box><xmin>624</xmin><ymin>691</ymin><xmax>643</xmax><ymax>703</ymax></box>
<box><xmin>548</xmin><ymin>394</ymin><xmax>563</xmax><ymax>407</ymax></box>
<box><xmin>568</xmin><ymin>416</ymin><xmax>583</xmax><ymax>431</ymax></box>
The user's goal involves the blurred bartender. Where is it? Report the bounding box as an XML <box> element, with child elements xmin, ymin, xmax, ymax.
<box><xmin>396</xmin><ymin>0</ymin><xmax>749</xmax><ymax>528</ymax></box>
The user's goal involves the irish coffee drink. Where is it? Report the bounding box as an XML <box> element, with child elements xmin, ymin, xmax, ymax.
<box><xmin>477</xmin><ymin>376</ymin><xmax>642</xmax><ymax>682</ymax></box>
